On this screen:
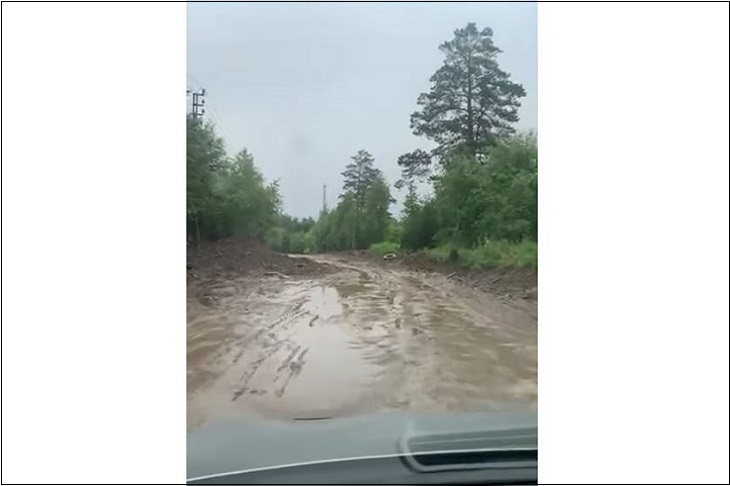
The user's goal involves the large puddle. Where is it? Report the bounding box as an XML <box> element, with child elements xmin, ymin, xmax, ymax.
<box><xmin>187</xmin><ymin>257</ymin><xmax>537</xmax><ymax>429</ymax></box>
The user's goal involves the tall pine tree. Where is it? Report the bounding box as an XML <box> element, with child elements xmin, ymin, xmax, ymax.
<box><xmin>341</xmin><ymin>150</ymin><xmax>380</xmax><ymax>210</ymax></box>
<box><xmin>410</xmin><ymin>23</ymin><xmax>526</xmax><ymax>159</ymax></box>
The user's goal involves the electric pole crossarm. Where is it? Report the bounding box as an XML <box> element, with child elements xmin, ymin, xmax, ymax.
<box><xmin>188</xmin><ymin>88</ymin><xmax>206</xmax><ymax>118</ymax></box>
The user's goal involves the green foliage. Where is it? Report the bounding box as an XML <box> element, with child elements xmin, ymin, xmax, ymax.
<box><xmin>390</xmin><ymin>25</ymin><xmax>535</xmax><ymax>261</ymax></box>
<box><xmin>424</xmin><ymin>240</ymin><xmax>537</xmax><ymax>269</ymax></box>
<box><xmin>186</xmin><ymin>115</ymin><xmax>282</xmax><ymax>242</ymax></box>
<box><xmin>449</xmin><ymin>248</ymin><xmax>459</xmax><ymax>263</ymax></box>
<box><xmin>312</xmin><ymin>195</ymin><xmax>358</xmax><ymax>251</ymax></box>
<box><xmin>265</xmin><ymin>215</ymin><xmax>317</xmax><ymax>253</ymax></box>
<box><xmin>276</xmin><ymin>215</ymin><xmax>316</xmax><ymax>234</ymax></box>
<box><xmin>411</xmin><ymin>23</ymin><xmax>526</xmax><ymax>159</ymax></box>
<box><xmin>477</xmin><ymin>133</ymin><xmax>537</xmax><ymax>242</ymax></box>
<box><xmin>395</xmin><ymin>134</ymin><xmax>536</xmax><ymax>255</ymax></box>
<box><xmin>384</xmin><ymin>222</ymin><xmax>403</xmax><ymax>244</ymax></box>
<box><xmin>211</xmin><ymin>150</ymin><xmax>282</xmax><ymax>238</ymax></box>
<box><xmin>432</xmin><ymin>155</ymin><xmax>487</xmax><ymax>246</ymax></box>
<box><xmin>266</xmin><ymin>226</ymin><xmax>314</xmax><ymax>254</ymax></box>
<box><xmin>341</xmin><ymin>150</ymin><xmax>381</xmax><ymax>210</ymax></box>
<box><xmin>369</xmin><ymin>241</ymin><xmax>400</xmax><ymax>257</ymax></box>
<box><xmin>431</xmin><ymin>134</ymin><xmax>537</xmax><ymax>246</ymax></box>
<box><xmin>395</xmin><ymin>149</ymin><xmax>433</xmax><ymax>190</ymax></box>
<box><xmin>400</xmin><ymin>197</ymin><xmax>439</xmax><ymax>250</ymax></box>
<box><xmin>265</xmin><ymin>227</ymin><xmax>288</xmax><ymax>252</ymax></box>
<box><xmin>188</xmin><ymin>22</ymin><xmax>536</xmax><ymax>268</ymax></box>
<box><xmin>288</xmin><ymin>231</ymin><xmax>314</xmax><ymax>254</ymax></box>
<box><xmin>312</xmin><ymin>150</ymin><xmax>394</xmax><ymax>252</ymax></box>
<box><xmin>186</xmin><ymin>115</ymin><xmax>226</xmax><ymax>240</ymax></box>
<box><xmin>361</xmin><ymin>175</ymin><xmax>392</xmax><ymax>245</ymax></box>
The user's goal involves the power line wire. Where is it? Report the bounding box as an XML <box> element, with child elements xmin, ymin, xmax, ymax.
<box><xmin>205</xmin><ymin>101</ymin><xmax>235</xmax><ymax>147</ymax></box>
<box><xmin>186</xmin><ymin>73</ymin><xmax>205</xmax><ymax>91</ymax></box>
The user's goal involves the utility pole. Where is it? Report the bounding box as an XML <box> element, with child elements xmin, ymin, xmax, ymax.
<box><xmin>188</xmin><ymin>88</ymin><xmax>206</xmax><ymax>119</ymax></box>
<box><xmin>322</xmin><ymin>184</ymin><xmax>327</xmax><ymax>212</ymax></box>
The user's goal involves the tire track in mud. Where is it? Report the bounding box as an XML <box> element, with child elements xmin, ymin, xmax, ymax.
<box><xmin>227</xmin><ymin>291</ymin><xmax>318</xmax><ymax>400</ymax></box>
<box><xmin>322</xmin><ymin>256</ymin><xmax>537</xmax><ymax>409</ymax></box>
<box><xmin>187</xmin><ymin>254</ymin><xmax>537</xmax><ymax>429</ymax></box>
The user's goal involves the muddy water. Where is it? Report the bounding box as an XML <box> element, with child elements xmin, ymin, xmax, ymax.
<box><xmin>187</xmin><ymin>255</ymin><xmax>536</xmax><ymax>429</ymax></box>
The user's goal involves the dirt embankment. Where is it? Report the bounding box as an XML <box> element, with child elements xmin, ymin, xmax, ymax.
<box><xmin>187</xmin><ymin>237</ymin><xmax>334</xmax><ymax>279</ymax></box>
<box><xmin>188</xmin><ymin>238</ymin><xmax>536</xmax><ymax>300</ymax></box>
<box><xmin>336</xmin><ymin>250</ymin><xmax>537</xmax><ymax>301</ymax></box>
<box><xmin>187</xmin><ymin>237</ymin><xmax>335</xmax><ymax>305</ymax></box>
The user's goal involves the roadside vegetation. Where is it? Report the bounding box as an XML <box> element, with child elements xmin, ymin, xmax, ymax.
<box><xmin>421</xmin><ymin>241</ymin><xmax>538</xmax><ymax>269</ymax></box>
<box><xmin>187</xmin><ymin>23</ymin><xmax>536</xmax><ymax>270</ymax></box>
<box><xmin>368</xmin><ymin>242</ymin><xmax>401</xmax><ymax>257</ymax></box>
<box><xmin>187</xmin><ymin>117</ymin><xmax>282</xmax><ymax>242</ymax></box>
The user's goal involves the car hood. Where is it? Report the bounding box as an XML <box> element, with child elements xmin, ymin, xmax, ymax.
<box><xmin>187</xmin><ymin>408</ymin><xmax>537</xmax><ymax>481</ymax></box>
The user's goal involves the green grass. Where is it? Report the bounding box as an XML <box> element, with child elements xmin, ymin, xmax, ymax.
<box><xmin>369</xmin><ymin>241</ymin><xmax>400</xmax><ymax>257</ymax></box>
<box><xmin>423</xmin><ymin>240</ymin><xmax>537</xmax><ymax>269</ymax></box>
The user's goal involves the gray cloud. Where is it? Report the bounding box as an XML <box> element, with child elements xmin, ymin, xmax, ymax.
<box><xmin>188</xmin><ymin>2</ymin><xmax>536</xmax><ymax>218</ymax></box>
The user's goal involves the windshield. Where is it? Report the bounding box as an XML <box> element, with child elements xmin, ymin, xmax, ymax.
<box><xmin>186</xmin><ymin>1</ymin><xmax>537</xmax><ymax>474</ymax></box>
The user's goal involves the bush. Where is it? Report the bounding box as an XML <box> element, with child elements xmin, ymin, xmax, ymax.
<box><xmin>266</xmin><ymin>228</ymin><xmax>314</xmax><ymax>254</ymax></box>
<box><xmin>401</xmin><ymin>200</ymin><xmax>439</xmax><ymax>250</ymax></box>
<box><xmin>385</xmin><ymin>222</ymin><xmax>403</xmax><ymax>244</ymax></box>
<box><xmin>448</xmin><ymin>248</ymin><xmax>459</xmax><ymax>263</ymax></box>
<box><xmin>265</xmin><ymin>227</ymin><xmax>287</xmax><ymax>252</ymax></box>
<box><xmin>369</xmin><ymin>241</ymin><xmax>400</xmax><ymax>257</ymax></box>
<box><xmin>288</xmin><ymin>231</ymin><xmax>313</xmax><ymax>254</ymax></box>
<box><xmin>423</xmin><ymin>240</ymin><xmax>536</xmax><ymax>269</ymax></box>
<box><xmin>422</xmin><ymin>245</ymin><xmax>453</xmax><ymax>263</ymax></box>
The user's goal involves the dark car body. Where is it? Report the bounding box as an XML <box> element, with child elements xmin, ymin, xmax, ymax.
<box><xmin>188</xmin><ymin>409</ymin><xmax>537</xmax><ymax>484</ymax></box>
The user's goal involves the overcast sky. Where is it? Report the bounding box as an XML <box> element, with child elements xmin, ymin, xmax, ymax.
<box><xmin>187</xmin><ymin>3</ymin><xmax>536</xmax><ymax>219</ymax></box>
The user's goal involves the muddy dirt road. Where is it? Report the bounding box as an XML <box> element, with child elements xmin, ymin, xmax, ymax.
<box><xmin>187</xmin><ymin>254</ymin><xmax>536</xmax><ymax>429</ymax></box>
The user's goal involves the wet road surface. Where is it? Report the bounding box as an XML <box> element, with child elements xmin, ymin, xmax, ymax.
<box><xmin>187</xmin><ymin>255</ymin><xmax>536</xmax><ymax>429</ymax></box>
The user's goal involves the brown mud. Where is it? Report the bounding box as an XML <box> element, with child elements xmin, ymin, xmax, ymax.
<box><xmin>187</xmin><ymin>240</ymin><xmax>536</xmax><ymax>430</ymax></box>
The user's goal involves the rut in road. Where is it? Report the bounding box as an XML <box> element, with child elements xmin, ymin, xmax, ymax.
<box><xmin>187</xmin><ymin>254</ymin><xmax>536</xmax><ymax>429</ymax></box>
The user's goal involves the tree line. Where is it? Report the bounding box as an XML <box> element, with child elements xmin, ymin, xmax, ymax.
<box><xmin>186</xmin><ymin>115</ymin><xmax>281</xmax><ymax>242</ymax></box>
<box><xmin>187</xmin><ymin>23</ymin><xmax>537</xmax><ymax>264</ymax></box>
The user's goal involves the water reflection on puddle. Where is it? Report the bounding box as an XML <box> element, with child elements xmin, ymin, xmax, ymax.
<box><xmin>188</xmin><ymin>260</ymin><xmax>536</xmax><ymax>427</ymax></box>
<box><xmin>302</xmin><ymin>286</ymin><xmax>342</xmax><ymax>321</ymax></box>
